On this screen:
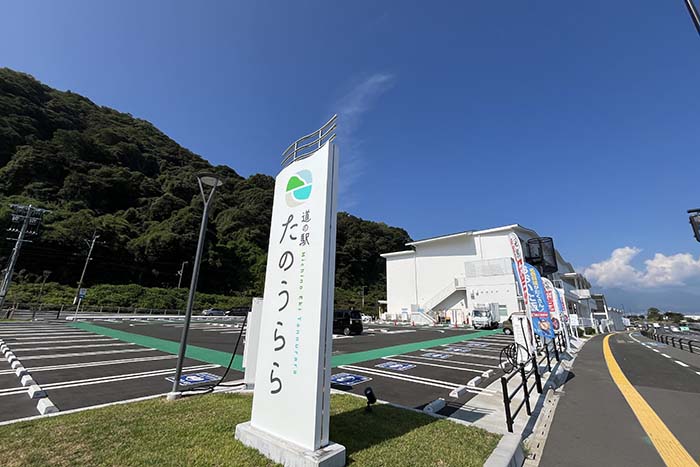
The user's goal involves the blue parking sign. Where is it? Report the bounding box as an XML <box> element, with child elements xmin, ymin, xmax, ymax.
<box><xmin>444</xmin><ymin>346</ymin><xmax>471</xmax><ymax>353</ymax></box>
<box><xmin>331</xmin><ymin>373</ymin><xmax>371</xmax><ymax>386</ymax></box>
<box><xmin>421</xmin><ymin>352</ymin><xmax>451</xmax><ymax>359</ymax></box>
<box><xmin>375</xmin><ymin>361</ymin><xmax>416</xmax><ymax>371</ymax></box>
<box><xmin>166</xmin><ymin>372</ymin><xmax>221</xmax><ymax>387</ymax></box>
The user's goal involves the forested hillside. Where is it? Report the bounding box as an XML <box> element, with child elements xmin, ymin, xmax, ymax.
<box><xmin>0</xmin><ymin>68</ymin><xmax>410</xmax><ymax>306</ymax></box>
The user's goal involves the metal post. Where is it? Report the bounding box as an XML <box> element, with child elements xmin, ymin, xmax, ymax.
<box><xmin>167</xmin><ymin>173</ymin><xmax>221</xmax><ymax>400</ymax></box>
<box><xmin>500</xmin><ymin>376</ymin><xmax>513</xmax><ymax>433</ymax></box>
<box><xmin>177</xmin><ymin>261</ymin><xmax>188</xmax><ymax>289</ymax></box>
<box><xmin>684</xmin><ymin>0</ymin><xmax>700</xmax><ymax>36</ymax></box>
<box><xmin>532</xmin><ymin>353</ymin><xmax>543</xmax><ymax>393</ymax></box>
<box><xmin>521</xmin><ymin>365</ymin><xmax>531</xmax><ymax>416</ymax></box>
<box><xmin>553</xmin><ymin>336</ymin><xmax>560</xmax><ymax>362</ymax></box>
<box><xmin>544</xmin><ymin>340</ymin><xmax>551</xmax><ymax>372</ymax></box>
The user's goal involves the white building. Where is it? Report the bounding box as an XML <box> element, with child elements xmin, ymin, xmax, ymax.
<box><xmin>381</xmin><ymin>224</ymin><xmax>597</xmax><ymax>327</ymax></box>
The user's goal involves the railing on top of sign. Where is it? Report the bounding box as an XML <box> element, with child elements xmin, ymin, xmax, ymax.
<box><xmin>281</xmin><ymin>114</ymin><xmax>337</xmax><ymax>167</ymax></box>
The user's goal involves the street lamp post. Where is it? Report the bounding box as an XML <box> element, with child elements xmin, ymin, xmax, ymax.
<box><xmin>167</xmin><ymin>172</ymin><xmax>223</xmax><ymax>400</ymax></box>
<box><xmin>683</xmin><ymin>0</ymin><xmax>700</xmax><ymax>37</ymax></box>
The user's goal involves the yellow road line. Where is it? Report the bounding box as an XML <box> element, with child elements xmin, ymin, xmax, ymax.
<box><xmin>603</xmin><ymin>334</ymin><xmax>698</xmax><ymax>467</ymax></box>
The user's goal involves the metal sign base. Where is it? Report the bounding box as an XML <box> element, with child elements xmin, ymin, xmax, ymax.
<box><xmin>235</xmin><ymin>422</ymin><xmax>345</xmax><ymax>467</ymax></box>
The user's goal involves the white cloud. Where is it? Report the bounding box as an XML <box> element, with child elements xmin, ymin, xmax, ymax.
<box><xmin>333</xmin><ymin>73</ymin><xmax>395</xmax><ymax>209</ymax></box>
<box><xmin>583</xmin><ymin>246</ymin><xmax>700</xmax><ymax>289</ymax></box>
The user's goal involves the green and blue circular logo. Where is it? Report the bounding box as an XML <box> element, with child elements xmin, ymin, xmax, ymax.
<box><xmin>286</xmin><ymin>169</ymin><xmax>312</xmax><ymax>207</ymax></box>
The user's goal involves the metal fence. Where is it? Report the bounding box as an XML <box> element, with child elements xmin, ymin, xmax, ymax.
<box><xmin>500</xmin><ymin>353</ymin><xmax>543</xmax><ymax>433</ymax></box>
<box><xmin>642</xmin><ymin>329</ymin><xmax>697</xmax><ymax>353</ymax></box>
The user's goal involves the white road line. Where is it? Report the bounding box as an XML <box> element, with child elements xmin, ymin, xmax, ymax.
<box><xmin>0</xmin><ymin>355</ymin><xmax>177</xmax><ymax>377</ymax></box>
<box><xmin>0</xmin><ymin>364</ymin><xmax>219</xmax><ymax>397</ymax></box>
<box><xmin>652</xmin><ymin>349</ymin><xmax>660</xmax><ymax>353</ymax></box>
<box><xmin>661</xmin><ymin>354</ymin><xmax>672</xmax><ymax>358</ymax></box>
<box><xmin>17</xmin><ymin>348</ymin><xmax>159</xmax><ymax>360</ymax></box>
<box><xmin>696</xmin><ymin>371</ymin><xmax>700</xmax><ymax>376</ymax></box>
<box><xmin>675</xmin><ymin>361</ymin><xmax>689</xmax><ymax>367</ymax></box>
<box><xmin>0</xmin><ymin>332</ymin><xmax>91</xmax><ymax>338</ymax></box>
<box><xmin>380</xmin><ymin>357</ymin><xmax>489</xmax><ymax>374</ymax></box>
<box><xmin>402</xmin><ymin>354</ymin><xmax>497</xmax><ymax>369</ymax></box>
<box><xmin>338</xmin><ymin>365</ymin><xmax>458</xmax><ymax>389</ymax></box>
<box><xmin>7</xmin><ymin>338</ymin><xmax>118</xmax><ymax>346</ymax></box>
<box><xmin>6</xmin><ymin>343</ymin><xmax>136</xmax><ymax>352</ymax></box>
<box><xmin>9</xmin><ymin>334</ymin><xmax>97</xmax><ymax>340</ymax></box>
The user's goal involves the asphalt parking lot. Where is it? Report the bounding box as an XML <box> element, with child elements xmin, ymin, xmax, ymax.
<box><xmin>1</xmin><ymin>318</ymin><xmax>513</xmax><ymax>423</ymax></box>
<box><xmin>0</xmin><ymin>321</ymin><xmax>229</xmax><ymax>423</ymax></box>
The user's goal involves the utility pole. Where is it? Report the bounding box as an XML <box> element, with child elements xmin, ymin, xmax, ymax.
<box><xmin>0</xmin><ymin>204</ymin><xmax>49</xmax><ymax>314</ymax></box>
<box><xmin>359</xmin><ymin>285</ymin><xmax>367</xmax><ymax>311</ymax></box>
<box><xmin>74</xmin><ymin>230</ymin><xmax>100</xmax><ymax>313</ymax></box>
<box><xmin>33</xmin><ymin>270</ymin><xmax>52</xmax><ymax>319</ymax></box>
<box><xmin>177</xmin><ymin>261</ymin><xmax>188</xmax><ymax>289</ymax></box>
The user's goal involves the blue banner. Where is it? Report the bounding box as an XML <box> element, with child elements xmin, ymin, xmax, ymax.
<box><xmin>523</xmin><ymin>263</ymin><xmax>555</xmax><ymax>339</ymax></box>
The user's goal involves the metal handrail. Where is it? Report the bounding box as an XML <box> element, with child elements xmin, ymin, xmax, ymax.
<box><xmin>281</xmin><ymin>115</ymin><xmax>338</xmax><ymax>166</ymax></box>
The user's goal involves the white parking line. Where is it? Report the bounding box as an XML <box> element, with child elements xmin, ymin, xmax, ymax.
<box><xmin>0</xmin><ymin>355</ymin><xmax>177</xmax><ymax>377</ymax></box>
<box><xmin>432</xmin><ymin>348</ymin><xmax>501</xmax><ymax>360</ymax></box>
<box><xmin>9</xmin><ymin>333</ymin><xmax>96</xmax><ymax>340</ymax></box>
<box><xmin>338</xmin><ymin>365</ymin><xmax>459</xmax><ymax>389</ymax></box>
<box><xmin>18</xmin><ymin>348</ymin><xmax>159</xmax><ymax>360</ymax></box>
<box><xmin>675</xmin><ymin>361</ymin><xmax>689</xmax><ymax>367</ymax></box>
<box><xmin>380</xmin><ymin>357</ymin><xmax>488</xmax><ymax>374</ymax></box>
<box><xmin>5</xmin><ymin>343</ymin><xmax>136</xmax><ymax>352</ymax></box>
<box><xmin>0</xmin><ymin>332</ymin><xmax>91</xmax><ymax>338</ymax></box>
<box><xmin>652</xmin><ymin>349</ymin><xmax>660</xmax><ymax>353</ymax></box>
<box><xmin>0</xmin><ymin>364</ymin><xmax>219</xmax><ymax>397</ymax></box>
<box><xmin>661</xmin><ymin>354</ymin><xmax>672</xmax><ymax>359</ymax></box>
<box><xmin>696</xmin><ymin>371</ymin><xmax>700</xmax><ymax>376</ymax></box>
<box><xmin>7</xmin><ymin>338</ymin><xmax>118</xmax><ymax>346</ymax></box>
<box><xmin>402</xmin><ymin>354</ymin><xmax>498</xmax><ymax>369</ymax></box>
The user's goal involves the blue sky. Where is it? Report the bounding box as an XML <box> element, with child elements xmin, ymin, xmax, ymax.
<box><xmin>2</xmin><ymin>1</ymin><xmax>700</xmax><ymax>313</ymax></box>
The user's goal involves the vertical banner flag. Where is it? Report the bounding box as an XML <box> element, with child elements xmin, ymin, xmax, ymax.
<box><xmin>249</xmin><ymin>141</ymin><xmax>339</xmax><ymax>451</ymax></box>
<box><xmin>542</xmin><ymin>278</ymin><xmax>561</xmax><ymax>334</ymax></box>
<box><xmin>523</xmin><ymin>263</ymin><xmax>556</xmax><ymax>339</ymax></box>
<box><xmin>509</xmin><ymin>233</ymin><xmax>536</xmax><ymax>353</ymax></box>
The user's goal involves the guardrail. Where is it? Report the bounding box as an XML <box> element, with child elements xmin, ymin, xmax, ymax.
<box><xmin>500</xmin><ymin>353</ymin><xmax>543</xmax><ymax>433</ymax></box>
<box><xmin>641</xmin><ymin>330</ymin><xmax>697</xmax><ymax>353</ymax></box>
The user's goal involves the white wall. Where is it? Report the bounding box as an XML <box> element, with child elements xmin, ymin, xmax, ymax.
<box><xmin>414</xmin><ymin>235</ymin><xmax>476</xmax><ymax>305</ymax></box>
<box><xmin>384</xmin><ymin>252</ymin><xmax>416</xmax><ymax>317</ymax></box>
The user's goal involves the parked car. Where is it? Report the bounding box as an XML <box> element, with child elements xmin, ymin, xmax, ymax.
<box><xmin>361</xmin><ymin>313</ymin><xmax>372</xmax><ymax>323</ymax></box>
<box><xmin>202</xmin><ymin>308</ymin><xmax>226</xmax><ymax>316</ymax></box>
<box><xmin>333</xmin><ymin>310</ymin><xmax>363</xmax><ymax>335</ymax></box>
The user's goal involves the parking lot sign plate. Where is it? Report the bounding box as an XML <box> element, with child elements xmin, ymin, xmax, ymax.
<box><xmin>375</xmin><ymin>362</ymin><xmax>416</xmax><ymax>371</ymax></box>
<box><xmin>421</xmin><ymin>352</ymin><xmax>451</xmax><ymax>359</ymax></box>
<box><xmin>330</xmin><ymin>373</ymin><xmax>371</xmax><ymax>386</ymax></box>
<box><xmin>166</xmin><ymin>372</ymin><xmax>221</xmax><ymax>387</ymax></box>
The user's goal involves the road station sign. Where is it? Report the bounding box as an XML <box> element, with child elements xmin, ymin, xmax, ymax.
<box><xmin>330</xmin><ymin>373</ymin><xmax>371</xmax><ymax>386</ymax></box>
<box><xmin>375</xmin><ymin>361</ymin><xmax>416</xmax><ymax>371</ymax></box>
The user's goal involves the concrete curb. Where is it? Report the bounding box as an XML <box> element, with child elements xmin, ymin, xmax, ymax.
<box><xmin>0</xmin><ymin>339</ymin><xmax>60</xmax><ymax>417</ymax></box>
<box><xmin>36</xmin><ymin>397</ymin><xmax>59</xmax><ymax>415</ymax></box>
<box><xmin>484</xmin><ymin>433</ymin><xmax>526</xmax><ymax>467</ymax></box>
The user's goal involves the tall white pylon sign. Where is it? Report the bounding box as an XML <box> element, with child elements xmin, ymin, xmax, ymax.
<box><xmin>236</xmin><ymin>116</ymin><xmax>345</xmax><ymax>467</ymax></box>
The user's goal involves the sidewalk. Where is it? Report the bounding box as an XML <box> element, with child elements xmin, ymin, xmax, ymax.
<box><xmin>538</xmin><ymin>334</ymin><xmax>664</xmax><ymax>467</ymax></box>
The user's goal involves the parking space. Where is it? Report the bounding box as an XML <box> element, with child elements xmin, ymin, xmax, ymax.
<box><xmin>1</xmin><ymin>318</ymin><xmax>511</xmax><ymax>423</ymax></box>
<box><xmin>0</xmin><ymin>322</ymin><xmax>236</xmax><ymax>422</ymax></box>
<box><xmin>331</xmin><ymin>333</ymin><xmax>513</xmax><ymax>414</ymax></box>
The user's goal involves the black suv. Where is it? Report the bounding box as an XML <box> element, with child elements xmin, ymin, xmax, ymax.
<box><xmin>333</xmin><ymin>310</ymin><xmax>363</xmax><ymax>336</ymax></box>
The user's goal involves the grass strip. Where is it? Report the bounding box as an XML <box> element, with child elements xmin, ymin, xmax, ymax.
<box><xmin>70</xmin><ymin>322</ymin><xmax>498</xmax><ymax>369</ymax></box>
<box><xmin>0</xmin><ymin>393</ymin><xmax>500</xmax><ymax>467</ymax></box>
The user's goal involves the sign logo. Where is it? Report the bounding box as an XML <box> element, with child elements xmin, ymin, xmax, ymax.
<box><xmin>286</xmin><ymin>169</ymin><xmax>312</xmax><ymax>207</ymax></box>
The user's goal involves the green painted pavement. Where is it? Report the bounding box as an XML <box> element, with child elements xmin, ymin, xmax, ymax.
<box><xmin>69</xmin><ymin>322</ymin><xmax>499</xmax><ymax>370</ymax></box>
<box><xmin>70</xmin><ymin>321</ymin><xmax>245</xmax><ymax>370</ymax></box>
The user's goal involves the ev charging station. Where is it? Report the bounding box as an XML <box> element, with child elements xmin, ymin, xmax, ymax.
<box><xmin>235</xmin><ymin>116</ymin><xmax>345</xmax><ymax>467</ymax></box>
